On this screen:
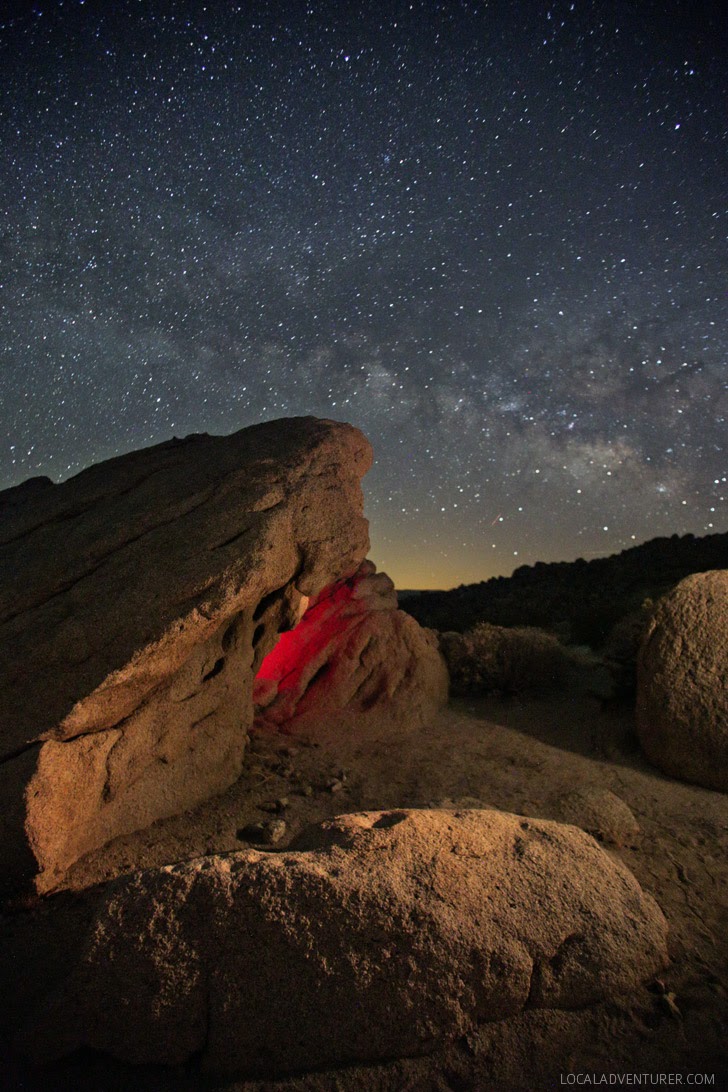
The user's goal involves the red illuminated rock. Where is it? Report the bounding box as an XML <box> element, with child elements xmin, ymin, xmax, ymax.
<box><xmin>13</xmin><ymin>809</ymin><xmax>669</xmax><ymax>1075</ymax></box>
<box><xmin>0</xmin><ymin>417</ymin><xmax>371</xmax><ymax>893</ymax></box>
<box><xmin>253</xmin><ymin>560</ymin><xmax>448</xmax><ymax>737</ymax></box>
<box><xmin>636</xmin><ymin>570</ymin><xmax>728</xmax><ymax>791</ymax></box>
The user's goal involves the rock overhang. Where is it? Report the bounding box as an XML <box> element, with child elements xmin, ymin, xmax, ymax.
<box><xmin>0</xmin><ymin>416</ymin><xmax>374</xmax><ymax>893</ymax></box>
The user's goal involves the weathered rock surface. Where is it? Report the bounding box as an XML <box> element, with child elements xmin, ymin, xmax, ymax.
<box><xmin>554</xmin><ymin>788</ymin><xmax>641</xmax><ymax>848</ymax></box>
<box><xmin>636</xmin><ymin>570</ymin><xmax>728</xmax><ymax>792</ymax></box>
<box><xmin>0</xmin><ymin>417</ymin><xmax>372</xmax><ymax>893</ymax></box>
<box><xmin>253</xmin><ymin>560</ymin><xmax>448</xmax><ymax>737</ymax></box>
<box><xmin>15</xmin><ymin>808</ymin><xmax>669</xmax><ymax>1076</ymax></box>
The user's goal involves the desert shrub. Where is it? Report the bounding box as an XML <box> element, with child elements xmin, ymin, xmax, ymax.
<box><xmin>441</xmin><ymin>622</ymin><xmax>577</xmax><ymax>696</ymax></box>
<box><xmin>405</xmin><ymin>532</ymin><xmax>728</xmax><ymax>644</ymax></box>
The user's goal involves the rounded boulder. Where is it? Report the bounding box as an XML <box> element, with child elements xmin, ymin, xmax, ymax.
<box><xmin>18</xmin><ymin>808</ymin><xmax>669</xmax><ymax>1076</ymax></box>
<box><xmin>636</xmin><ymin>570</ymin><xmax>728</xmax><ymax>791</ymax></box>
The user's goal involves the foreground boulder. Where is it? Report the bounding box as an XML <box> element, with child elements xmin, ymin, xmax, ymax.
<box><xmin>0</xmin><ymin>417</ymin><xmax>371</xmax><ymax>893</ymax></box>
<box><xmin>636</xmin><ymin>570</ymin><xmax>728</xmax><ymax>791</ymax></box>
<box><xmin>15</xmin><ymin>809</ymin><xmax>669</xmax><ymax>1076</ymax></box>
<box><xmin>254</xmin><ymin>560</ymin><xmax>448</xmax><ymax>737</ymax></box>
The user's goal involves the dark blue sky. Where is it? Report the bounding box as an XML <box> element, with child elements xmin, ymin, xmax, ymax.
<box><xmin>1</xmin><ymin>0</ymin><xmax>726</xmax><ymax>586</ymax></box>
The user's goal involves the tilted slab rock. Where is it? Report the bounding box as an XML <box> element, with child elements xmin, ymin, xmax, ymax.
<box><xmin>15</xmin><ymin>808</ymin><xmax>669</xmax><ymax>1076</ymax></box>
<box><xmin>253</xmin><ymin>559</ymin><xmax>448</xmax><ymax>737</ymax></box>
<box><xmin>0</xmin><ymin>417</ymin><xmax>372</xmax><ymax>893</ymax></box>
<box><xmin>637</xmin><ymin>570</ymin><xmax>728</xmax><ymax>791</ymax></box>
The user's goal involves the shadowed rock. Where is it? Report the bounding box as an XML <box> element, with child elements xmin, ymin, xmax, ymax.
<box><xmin>636</xmin><ymin>570</ymin><xmax>728</xmax><ymax>791</ymax></box>
<box><xmin>12</xmin><ymin>808</ymin><xmax>669</xmax><ymax>1076</ymax></box>
<box><xmin>0</xmin><ymin>417</ymin><xmax>372</xmax><ymax>893</ymax></box>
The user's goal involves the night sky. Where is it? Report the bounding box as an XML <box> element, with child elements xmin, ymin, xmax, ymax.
<box><xmin>1</xmin><ymin>1</ymin><xmax>726</xmax><ymax>588</ymax></box>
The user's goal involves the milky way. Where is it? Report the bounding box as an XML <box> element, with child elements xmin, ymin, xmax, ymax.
<box><xmin>1</xmin><ymin>0</ymin><xmax>726</xmax><ymax>587</ymax></box>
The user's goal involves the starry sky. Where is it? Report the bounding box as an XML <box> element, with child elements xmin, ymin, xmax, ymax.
<box><xmin>1</xmin><ymin>0</ymin><xmax>726</xmax><ymax>588</ymax></box>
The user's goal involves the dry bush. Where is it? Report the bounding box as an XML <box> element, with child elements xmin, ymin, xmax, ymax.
<box><xmin>440</xmin><ymin>622</ymin><xmax>577</xmax><ymax>696</ymax></box>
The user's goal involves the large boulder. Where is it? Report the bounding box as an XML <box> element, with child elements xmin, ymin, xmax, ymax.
<box><xmin>0</xmin><ymin>417</ymin><xmax>372</xmax><ymax>893</ymax></box>
<box><xmin>636</xmin><ymin>570</ymin><xmax>728</xmax><ymax>791</ymax></box>
<box><xmin>253</xmin><ymin>560</ymin><xmax>448</xmax><ymax>737</ymax></box>
<box><xmin>12</xmin><ymin>808</ymin><xmax>669</xmax><ymax>1076</ymax></box>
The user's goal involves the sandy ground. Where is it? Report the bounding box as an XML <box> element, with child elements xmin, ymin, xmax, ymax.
<box><xmin>3</xmin><ymin>685</ymin><xmax>727</xmax><ymax>1091</ymax></box>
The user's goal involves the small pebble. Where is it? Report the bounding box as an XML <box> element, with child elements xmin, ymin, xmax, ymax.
<box><xmin>237</xmin><ymin>819</ymin><xmax>287</xmax><ymax>845</ymax></box>
<box><xmin>263</xmin><ymin>819</ymin><xmax>287</xmax><ymax>844</ymax></box>
<box><xmin>328</xmin><ymin>778</ymin><xmax>344</xmax><ymax>794</ymax></box>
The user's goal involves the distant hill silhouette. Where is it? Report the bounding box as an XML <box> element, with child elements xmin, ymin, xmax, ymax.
<box><xmin>402</xmin><ymin>532</ymin><xmax>728</xmax><ymax>649</ymax></box>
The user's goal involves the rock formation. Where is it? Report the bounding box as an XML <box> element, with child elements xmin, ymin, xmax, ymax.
<box><xmin>12</xmin><ymin>808</ymin><xmax>669</xmax><ymax>1076</ymax></box>
<box><xmin>0</xmin><ymin>417</ymin><xmax>372</xmax><ymax>893</ymax></box>
<box><xmin>636</xmin><ymin>570</ymin><xmax>728</xmax><ymax>792</ymax></box>
<box><xmin>553</xmin><ymin>788</ymin><xmax>641</xmax><ymax>848</ymax></box>
<box><xmin>253</xmin><ymin>560</ymin><xmax>448</xmax><ymax>737</ymax></box>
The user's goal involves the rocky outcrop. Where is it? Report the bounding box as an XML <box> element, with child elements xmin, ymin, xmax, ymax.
<box><xmin>636</xmin><ymin>570</ymin><xmax>728</xmax><ymax>792</ymax></box>
<box><xmin>12</xmin><ymin>808</ymin><xmax>669</xmax><ymax>1076</ymax></box>
<box><xmin>253</xmin><ymin>560</ymin><xmax>448</xmax><ymax>738</ymax></box>
<box><xmin>0</xmin><ymin>417</ymin><xmax>372</xmax><ymax>893</ymax></box>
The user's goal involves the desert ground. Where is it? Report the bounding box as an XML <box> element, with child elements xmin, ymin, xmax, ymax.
<box><xmin>5</xmin><ymin>672</ymin><xmax>726</xmax><ymax>1092</ymax></box>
